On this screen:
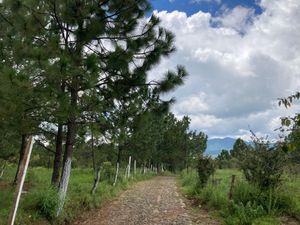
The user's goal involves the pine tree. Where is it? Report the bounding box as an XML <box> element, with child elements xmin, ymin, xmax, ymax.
<box><xmin>1</xmin><ymin>0</ymin><xmax>187</xmax><ymax>214</ymax></box>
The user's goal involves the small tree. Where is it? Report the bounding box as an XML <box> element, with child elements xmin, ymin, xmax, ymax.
<box><xmin>240</xmin><ymin>136</ymin><xmax>286</xmax><ymax>190</ymax></box>
<box><xmin>197</xmin><ymin>156</ymin><xmax>215</xmax><ymax>187</ymax></box>
<box><xmin>230</xmin><ymin>138</ymin><xmax>249</xmax><ymax>160</ymax></box>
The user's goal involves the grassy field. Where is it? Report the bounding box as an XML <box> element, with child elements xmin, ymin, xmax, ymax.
<box><xmin>180</xmin><ymin>169</ymin><xmax>300</xmax><ymax>225</ymax></box>
<box><xmin>0</xmin><ymin>164</ymin><xmax>155</xmax><ymax>225</ymax></box>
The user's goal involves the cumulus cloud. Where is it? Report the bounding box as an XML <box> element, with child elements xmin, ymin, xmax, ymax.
<box><xmin>212</xmin><ymin>6</ymin><xmax>255</xmax><ymax>33</ymax></box>
<box><xmin>151</xmin><ymin>0</ymin><xmax>300</xmax><ymax>138</ymax></box>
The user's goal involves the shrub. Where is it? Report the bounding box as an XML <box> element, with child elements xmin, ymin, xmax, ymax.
<box><xmin>225</xmin><ymin>201</ymin><xmax>265</xmax><ymax>225</ymax></box>
<box><xmin>197</xmin><ymin>156</ymin><xmax>215</xmax><ymax>187</ymax></box>
<box><xmin>240</xmin><ymin>143</ymin><xmax>286</xmax><ymax>190</ymax></box>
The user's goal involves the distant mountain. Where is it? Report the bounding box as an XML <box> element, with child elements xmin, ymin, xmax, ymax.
<box><xmin>205</xmin><ymin>137</ymin><xmax>236</xmax><ymax>157</ymax></box>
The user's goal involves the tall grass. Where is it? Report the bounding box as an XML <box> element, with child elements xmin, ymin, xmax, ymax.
<box><xmin>179</xmin><ymin>169</ymin><xmax>300</xmax><ymax>225</ymax></box>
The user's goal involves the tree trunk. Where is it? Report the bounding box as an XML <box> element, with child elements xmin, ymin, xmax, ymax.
<box><xmin>57</xmin><ymin>87</ymin><xmax>77</xmax><ymax>216</ymax></box>
<box><xmin>13</xmin><ymin>135</ymin><xmax>27</xmax><ymax>185</ymax></box>
<box><xmin>91</xmin><ymin>167</ymin><xmax>101</xmax><ymax>194</ymax></box>
<box><xmin>113</xmin><ymin>145</ymin><xmax>122</xmax><ymax>186</ymax></box>
<box><xmin>113</xmin><ymin>162</ymin><xmax>119</xmax><ymax>187</ymax></box>
<box><xmin>91</xmin><ymin>131</ymin><xmax>96</xmax><ymax>172</ymax></box>
<box><xmin>51</xmin><ymin>123</ymin><xmax>63</xmax><ymax>186</ymax></box>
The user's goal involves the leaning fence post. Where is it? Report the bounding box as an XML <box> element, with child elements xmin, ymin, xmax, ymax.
<box><xmin>8</xmin><ymin>136</ymin><xmax>34</xmax><ymax>225</ymax></box>
<box><xmin>228</xmin><ymin>175</ymin><xmax>236</xmax><ymax>200</ymax></box>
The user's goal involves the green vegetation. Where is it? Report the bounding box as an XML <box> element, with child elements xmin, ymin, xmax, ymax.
<box><xmin>180</xmin><ymin>169</ymin><xmax>300</xmax><ymax>225</ymax></box>
<box><xmin>0</xmin><ymin>0</ymin><xmax>299</xmax><ymax>224</ymax></box>
<box><xmin>181</xmin><ymin>131</ymin><xmax>300</xmax><ymax>225</ymax></box>
<box><xmin>0</xmin><ymin>0</ymin><xmax>207</xmax><ymax>223</ymax></box>
<box><xmin>0</xmin><ymin>165</ymin><xmax>156</xmax><ymax>224</ymax></box>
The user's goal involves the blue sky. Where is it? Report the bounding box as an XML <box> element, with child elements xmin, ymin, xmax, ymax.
<box><xmin>150</xmin><ymin>0</ymin><xmax>262</xmax><ymax>16</ymax></box>
<box><xmin>148</xmin><ymin>0</ymin><xmax>300</xmax><ymax>139</ymax></box>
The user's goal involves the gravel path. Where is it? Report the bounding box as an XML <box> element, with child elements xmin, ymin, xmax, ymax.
<box><xmin>74</xmin><ymin>176</ymin><xmax>220</xmax><ymax>225</ymax></box>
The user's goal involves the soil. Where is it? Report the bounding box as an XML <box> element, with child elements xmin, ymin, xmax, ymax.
<box><xmin>73</xmin><ymin>176</ymin><xmax>300</xmax><ymax>225</ymax></box>
<box><xmin>73</xmin><ymin>176</ymin><xmax>221</xmax><ymax>225</ymax></box>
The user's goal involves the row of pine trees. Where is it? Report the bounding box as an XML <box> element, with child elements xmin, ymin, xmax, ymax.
<box><xmin>0</xmin><ymin>0</ymin><xmax>207</xmax><ymax>215</ymax></box>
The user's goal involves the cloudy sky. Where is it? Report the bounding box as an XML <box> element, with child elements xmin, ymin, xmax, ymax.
<box><xmin>148</xmin><ymin>0</ymin><xmax>300</xmax><ymax>140</ymax></box>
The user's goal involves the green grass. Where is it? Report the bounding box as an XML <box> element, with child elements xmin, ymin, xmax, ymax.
<box><xmin>0</xmin><ymin>164</ymin><xmax>155</xmax><ymax>225</ymax></box>
<box><xmin>179</xmin><ymin>169</ymin><xmax>300</xmax><ymax>225</ymax></box>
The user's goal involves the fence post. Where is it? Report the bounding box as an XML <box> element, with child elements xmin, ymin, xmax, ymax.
<box><xmin>127</xmin><ymin>156</ymin><xmax>131</xmax><ymax>178</ymax></box>
<box><xmin>133</xmin><ymin>160</ymin><xmax>136</xmax><ymax>176</ymax></box>
<box><xmin>8</xmin><ymin>136</ymin><xmax>34</xmax><ymax>225</ymax></box>
<box><xmin>228</xmin><ymin>175</ymin><xmax>236</xmax><ymax>200</ymax></box>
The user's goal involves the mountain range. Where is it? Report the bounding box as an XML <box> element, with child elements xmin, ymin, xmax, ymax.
<box><xmin>205</xmin><ymin>137</ymin><xmax>236</xmax><ymax>157</ymax></box>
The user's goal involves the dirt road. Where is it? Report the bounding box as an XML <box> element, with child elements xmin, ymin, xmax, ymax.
<box><xmin>74</xmin><ymin>176</ymin><xmax>220</xmax><ymax>225</ymax></box>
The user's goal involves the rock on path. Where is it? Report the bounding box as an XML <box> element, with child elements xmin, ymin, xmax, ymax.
<box><xmin>74</xmin><ymin>176</ymin><xmax>220</xmax><ymax>225</ymax></box>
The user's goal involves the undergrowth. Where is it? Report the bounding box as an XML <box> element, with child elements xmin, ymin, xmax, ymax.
<box><xmin>179</xmin><ymin>169</ymin><xmax>300</xmax><ymax>225</ymax></box>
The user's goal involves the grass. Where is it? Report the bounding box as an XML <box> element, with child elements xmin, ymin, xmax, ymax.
<box><xmin>179</xmin><ymin>169</ymin><xmax>300</xmax><ymax>225</ymax></box>
<box><xmin>0</xmin><ymin>164</ymin><xmax>155</xmax><ymax>225</ymax></box>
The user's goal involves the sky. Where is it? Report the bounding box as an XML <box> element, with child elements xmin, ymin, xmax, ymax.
<box><xmin>148</xmin><ymin>0</ymin><xmax>300</xmax><ymax>140</ymax></box>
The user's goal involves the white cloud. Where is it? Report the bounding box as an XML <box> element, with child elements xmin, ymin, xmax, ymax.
<box><xmin>212</xmin><ymin>6</ymin><xmax>255</xmax><ymax>33</ymax></box>
<box><xmin>151</xmin><ymin>0</ymin><xmax>300</xmax><ymax>139</ymax></box>
<box><xmin>175</xmin><ymin>92</ymin><xmax>209</xmax><ymax>114</ymax></box>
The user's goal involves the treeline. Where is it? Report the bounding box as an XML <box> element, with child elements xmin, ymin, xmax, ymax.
<box><xmin>0</xmin><ymin>0</ymin><xmax>207</xmax><ymax>216</ymax></box>
<box><xmin>216</xmin><ymin>135</ymin><xmax>300</xmax><ymax>172</ymax></box>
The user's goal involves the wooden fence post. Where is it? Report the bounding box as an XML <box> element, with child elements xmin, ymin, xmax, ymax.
<box><xmin>8</xmin><ymin>136</ymin><xmax>34</xmax><ymax>225</ymax></box>
<box><xmin>127</xmin><ymin>156</ymin><xmax>131</xmax><ymax>178</ymax></box>
<box><xmin>228</xmin><ymin>175</ymin><xmax>236</xmax><ymax>200</ymax></box>
<box><xmin>133</xmin><ymin>160</ymin><xmax>136</xmax><ymax>176</ymax></box>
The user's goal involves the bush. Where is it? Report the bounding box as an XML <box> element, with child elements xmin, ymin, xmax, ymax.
<box><xmin>240</xmin><ymin>143</ymin><xmax>286</xmax><ymax>190</ymax></box>
<box><xmin>197</xmin><ymin>157</ymin><xmax>215</xmax><ymax>187</ymax></box>
<box><xmin>225</xmin><ymin>201</ymin><xmax>265</xmax><ymax>225</ymax></box>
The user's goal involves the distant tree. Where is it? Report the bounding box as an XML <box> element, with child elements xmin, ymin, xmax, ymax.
<box><xmin>185</xmin><ymin>130</ymin><xmax>207</xmax><ymax>169</ymax></box>
<box><xmin>216</xmin><ymin>149</ymin><xmax>231</xmax><ymax>161</ymax></box>
<box><xmin>230</xmin><ymin>138</ymin><xmax>249</xmax><ymax>159</ymax></box>
<box><xmin>216</xmin><ymin>149</ymin><xmax>231</xmax><ymax>160</ymax></box>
